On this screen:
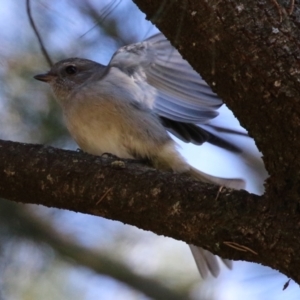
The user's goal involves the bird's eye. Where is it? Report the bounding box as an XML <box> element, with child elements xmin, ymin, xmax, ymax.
<box><xmin>65</xmin><ymin>65</ymin><xmax>77</xmax><ymax>75</ymax></box>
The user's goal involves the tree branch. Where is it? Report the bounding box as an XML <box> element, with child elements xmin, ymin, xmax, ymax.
<box><xmin>0</xmin><ymin>139</ymin><xmax>298</xmax><ymax>283</ymax></box>
<box><xmin>26</xmin><ymin>0</ymin><xmax>53</xmax><ymax>67</ymax></box>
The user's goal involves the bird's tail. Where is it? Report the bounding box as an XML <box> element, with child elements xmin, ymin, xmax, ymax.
<box><xmin>156</xmin><ymin>142</ymin><xmax>245</xmax><ymax>190</ymax></box>
<box><xmin>189</xmin><ymin>245</ymin><xmax>232</xmax><ymax>278</ymax></box>
<box><xmin>188</xmin><ymin>166</ymin><xmax>245</xmax><ymax>190</ymax></box>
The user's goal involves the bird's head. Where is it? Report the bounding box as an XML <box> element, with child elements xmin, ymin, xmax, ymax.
<box><xmin>34</xmin><ymin>58</ymin><xmax>105</xmax><ymax>102</ymax></box>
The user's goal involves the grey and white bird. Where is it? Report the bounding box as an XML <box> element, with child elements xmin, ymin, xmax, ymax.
<box><xmin>34</xmin><ymin>33</ymin><xmax>245</xmax><ymax>278</ymax></box>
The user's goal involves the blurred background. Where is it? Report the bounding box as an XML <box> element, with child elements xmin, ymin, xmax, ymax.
<box><xmin>0</xmin><ymin>0</ymin><xmax>295</xmax><ymax>299</ymax></box>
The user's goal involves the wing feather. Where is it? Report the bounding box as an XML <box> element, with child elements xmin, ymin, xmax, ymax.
<box><xmin>108</xmin><ymin>33</ymin><xmax>242</xmax><ymax>152</ymax></box>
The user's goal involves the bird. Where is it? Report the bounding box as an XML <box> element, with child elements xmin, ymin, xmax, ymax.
<box><xmin>34</xmin><ymin>32</ymin><xmax>245</xmax><ymax>278</ymax></box>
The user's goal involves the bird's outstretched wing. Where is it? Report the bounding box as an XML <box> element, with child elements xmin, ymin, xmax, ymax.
<box><xmin>109</xmin><ymin>33</ymin><xmax>221</xmax><ymax>123</ymax></box>
<box><xmin>108</xmin><ymin>33</ymin><xmax>242</xmax><ymax>152</ymax></box>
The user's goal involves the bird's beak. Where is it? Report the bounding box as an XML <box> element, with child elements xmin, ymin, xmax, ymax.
<box><xmin>34</xmin><ymin>72</ymin><xmax>54</xmax><ymax>82</ymax></box>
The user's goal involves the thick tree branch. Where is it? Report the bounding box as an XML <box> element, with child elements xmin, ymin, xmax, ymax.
<box><xmin>0</xmin><ymin>139</ymin><xmax>298</xmax><ymax>283</ymax></box>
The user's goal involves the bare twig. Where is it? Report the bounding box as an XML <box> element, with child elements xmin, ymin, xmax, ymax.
<box><xmin>271</xmin><ymin>0</ymin><xmax>283</xmax><ymax>22</ymax></box>
<box><xmin>215</xmin><ymin>186</ymin><xmax>224</xmax><ymax>200</ymax></box>
<box><xmin>270</xmin><ymin>0</ymin><xmax>294</xmax><ymax>21</ymax></box>
<box><xmin>289</xmin><ymin>0</ymin><xmax>295</xmax><ymax>15</ymax></box>
<box><xmin>283</xmin><ymin>278</ymin><xmax>291</xmax><ymax>290</ymax></box>
<box><xmin>96</xmin><ymin>187</ymin><xmax>113</xmax><ymax>205</ymax></box>
<box><xmin>224</xmin><ymin>241</ymin><xmax>258</xmax><ymax>255</ymax></box>
<box><xmin>79</xmin><ymin>0</ymin><xmax>122</xmax><ymax>39</ymax></box>
<box><xmin>26</xmin><ymin>0</ymin><xmax>53</xmax><ymax>67</ymax></box>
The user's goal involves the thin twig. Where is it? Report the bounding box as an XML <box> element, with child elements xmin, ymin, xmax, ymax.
<box><xmin>288</xmin><ymin>0</ymin><xmax>295</xmax><ymax>15</ymax></box>
<box><xmin>79</xmin><ymin>0</ymin><xmax>122</xmax><ymax>39</ymax></box>
<box><xmin>26</xmin><ymin>0</ymin><xmax>53</xmax><ymax>67</ymax></box>
<box><xmin>283</xmin><ymin>278</ymin><xmax>291</xmax><ymax>290</ymax></box>
<box><xmin>215</xmin><ymin>186</ymin><xmax>224</xmax><ymax>200</ymax></box>
<box><xmin>224</xmin><ymin>241</ymin><xmax>258</xmax><ymax>255</ymax></box>
<box><xmin>96</xmin><ymin>187</ymin><xmax>113</xmax><ymax>205</ymax></box>
<box><xmin>271</xmin><ymin>0</ymin><xmax>283</xmax><ymax>22</ymax></box>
